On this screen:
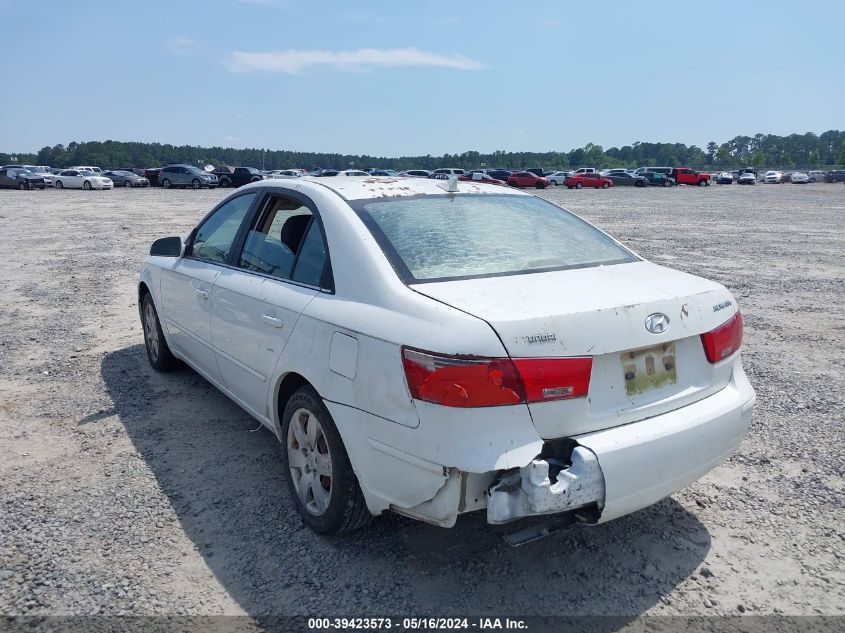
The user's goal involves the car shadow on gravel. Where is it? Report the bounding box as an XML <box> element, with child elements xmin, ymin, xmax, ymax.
<box><xmin>99</xmin><ymin>345</ymin><xmax>712</xmax><ymax>620</ymax></box>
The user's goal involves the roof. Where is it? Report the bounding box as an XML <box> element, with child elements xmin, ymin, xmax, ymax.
<box><xmin>298</xmin><ymin>175</ymin><xmax>528</xmax><ymax>201</ymax></box>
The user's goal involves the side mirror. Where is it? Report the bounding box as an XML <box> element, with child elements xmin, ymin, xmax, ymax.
<box><xmin>150</xmin><ymin>236</ymin><xmax>183</xmax><ymax>257</ymax></box>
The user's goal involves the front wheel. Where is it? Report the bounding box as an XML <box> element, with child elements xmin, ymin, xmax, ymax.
<box><xmin>282</xmin><ymin>386</ymin><xmax>372</xmax><ymax>534</ymax></box>
<box><xmin>141</xmin><ymin>293</ymin><xmax>178</xmax><ymax>371</ymax></box>
<box><xmin>698</xmin><ymin>180</ymin><xmax>707</xmax><ymax>186</ymax></box>
<box><xmin>124</xmin><ymin>180</ymin><xmax>133</xmax><ymax>188</ymax></box>
<box><xmin>18</xmin><ymin>182</ymin><xmax>27</xmax><ymax>190</ymax></box>
<box><xmin>601</xmin><ymin>182</ymin><xmax>609</xmax><ymax>189</ymax></box>
<box><xmin>55</xmin><ymin>180</ymin><xmax>64</xmax><ymax>189</ymax></box>
<box><xmin>83</xmin><ymin>180</ymin><xmax>92</xmax><ymax>190</ymax></box>
<box><xmin>191</xmin><ymin>178</ymin><xmax>201</xmax><ymax>189</ymax></box>
<box><xmin>575</xmin><ymin>182</ymin><xmax>583</xmax><ymax>189</ymax></box>
<box><xmin>663</xmin><ymin>180</ymin><xmax>672</xmax><ymax>187</ymax></box>
<box><xmin>219</xmin><ymin>177</ymin><xmax>231</xmax><ymax>188</ymax></box>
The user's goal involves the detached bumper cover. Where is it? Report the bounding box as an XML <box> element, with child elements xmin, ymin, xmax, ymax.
<box><xmin>487</xmin><ymin>363</ymin><xmax>755</xmax><ymax>525</ymax></box>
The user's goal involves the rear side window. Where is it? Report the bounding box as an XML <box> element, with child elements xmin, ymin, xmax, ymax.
<box><xmin>190</xmin><ymin>193</ymin><xmax>257</xmax><ymax>263</ymax></box>
<box><xmin>353</xmin><ymin>194</ymin><xmax>636</xmax><ymax>283</ymax></box>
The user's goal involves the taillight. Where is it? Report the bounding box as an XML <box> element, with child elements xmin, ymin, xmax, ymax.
<box><xmin>401</xmin><ymin>348</ymin><xmax>592</xmax><ymax>408</ymax></box>
<box><xmin>513</xmin><ymin>358</ymin><xmax>592</xmax><ymax>401</ymax></box>
<box><xmin>701</xmin><ymin>312</ymin><xmax>743</xmax><ymax>363</ymax></box>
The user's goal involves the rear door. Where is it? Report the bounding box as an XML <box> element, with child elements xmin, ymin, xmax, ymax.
<box><xmin>160</xmin><ymin>191</ymin><xmax>259</xmax><ymax>382</ymax></box>
<box><xmin>209</xmin><ymin>190</ymin><xmax>328</xmax><ymax>419</ymax></box>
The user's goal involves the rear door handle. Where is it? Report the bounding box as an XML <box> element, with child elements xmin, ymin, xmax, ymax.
<box><xmin>260</xmin><ymin>314</ymin><xmax>284</xmax><ymax>328</ymax></box>
<box><xmin>194</xmin><ymin>288</ymin><xmax>209</xmax><ymax>300</ymax></box>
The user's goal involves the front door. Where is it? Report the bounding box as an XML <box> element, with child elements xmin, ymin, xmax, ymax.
<box><xmin>160</xmin><ymin>191</ymin><xmax>258</xmax><ymax>382</ymax></box>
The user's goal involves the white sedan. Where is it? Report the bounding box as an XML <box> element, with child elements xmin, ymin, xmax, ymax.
<box><xmin>790</xmin><ymin>172</ymin><xmax>809</xmax><ymax>184</ymax></box>
<box><xmin>138</xmin><ymin>177</ymin><xmax>755</xmax><ymax>537</ymax></box>
<box><xmin>54</xmin><ymin>169</ymin><xmax>114</xmax><ymax>190</ymax></box>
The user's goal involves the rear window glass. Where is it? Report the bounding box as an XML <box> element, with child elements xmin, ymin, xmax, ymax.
<box><xmin>352</xmin><ymin>194</ymin><xmax>636</xmax><ymax>283</ymax></box>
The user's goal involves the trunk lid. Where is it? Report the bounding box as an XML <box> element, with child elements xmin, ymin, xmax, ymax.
<box><xmin>411</xmin><ymin>261</ymin><xmax>739</xmax><ymax>438</ymax></box>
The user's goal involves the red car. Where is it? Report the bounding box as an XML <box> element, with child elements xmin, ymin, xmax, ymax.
<box><xmin>507</xmin><ymin>171</ymin><xmax>550</xmax><ymax>189</ymax></box>
<box><xmin>458</xmin><ymin>173</ymin><xmax>506</xmax><ymax>185</ymax></box>
<box><xmin>564</xmin><ymin>173</ymin><xmax>614</xmax><ymax>189</ymax></box>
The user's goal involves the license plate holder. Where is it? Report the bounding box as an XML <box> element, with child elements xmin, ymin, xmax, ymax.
<box><xmin>621</xmin><ymin>343</ymin><xmax>677</xmax><ymax>396</ymax></box>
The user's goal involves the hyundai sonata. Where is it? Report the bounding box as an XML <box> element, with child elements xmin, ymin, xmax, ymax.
<box><xmin>138</xmin><ymin>176</ymin><xmax>754</xmax><ymax>536</ymax></box>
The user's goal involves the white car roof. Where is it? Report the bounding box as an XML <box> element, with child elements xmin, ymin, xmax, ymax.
<box><xmin>240</xmin><ymin>175</ymin><xmax>529</xmax><ymax>201</ymax></box>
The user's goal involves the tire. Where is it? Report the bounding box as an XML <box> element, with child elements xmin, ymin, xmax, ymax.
<box><xmin>635</xmin><ymin>181</ymin><xmax>644</xmax><ymax>187</ymax></box>
<box><xmin>219</xmin><ymin>177</ymin><xmax>231</xmax><ymax>188</ymax></box>
<box><xmin>575</xmin><ymin>182</ymin><xmax>583</xmax><ymax>189</ymax></box>
<box><xmin>161</xmin><ymin>178</ymin><xmax>171</xmax><ymax>189</ymax></box>
<box><xmin>281</xmin><ymin>385</ymin><xmax>372</xmax><ymax>534</ymax></box>
<box><xmin>663</xmin><ymin>180</ymin><xmax>672</xmax><ymax>187</ymax></box>
<box><xmin>191</xmin><ymin>178</ymin><xmax>201</xmax><ymax>189</ymax></box>
<box><xmin>698</xmin><ymin>179</ymin><xmax>707</xmax><ymax>187</ymax></box>
<box><xmin>535</xmin><ymin>182</ymin><xmax>545</xmax><ymax>189</ymax></box>
<box><xmin>141</xmin><ymin>293</ymin><xmax>178</xmax><ymax>371</ymax></box>
<box><xmin>55</xmin><ymin>180</ymin><xmax>63</xmax><ymax>189</ymax></box>
<box><xmin>601</xmin><ymin>182</ymin><xmax>609</xmax><ymax>189</ymax></box>
<box><xmin>18</xmin><ymin>182</ymin><xmax>26</xmax><ymax>190</ymax></box>
<box><xmin>83</xmin><ymin>180</ymin><xmax>92</xmax><ymax>190</ymax></box>
<box><xmin>124</xmin><ymin>180</ymin><xmax>133</xmax><ymax>188</ymax></box>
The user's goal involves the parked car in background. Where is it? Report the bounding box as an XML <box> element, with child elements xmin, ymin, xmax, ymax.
<box><xmin>458</xmin><ymin>173</ymin><xmax>506</xmax><ymax>185</ymax></box>
<box><xmin>790</xmin><ymin>172</ymin><xmax>809</xmax><ymax>184</ymax></box>
<box><xmin>525</xmin><ymin>168</ymin><xmax>545</xmax><ymax>177</ymax></box>
<box><xmin>0</xmin><ymin>167</ymin><xmax>48</xmax><ymax>189</ymax></box>
<box><xmin>507</xmin><ymin>171</ymin><xmax>550</xmax><ymax>189</ymax></box>
<box><xmin>738</xmin><ymin>172</ymin><xmax>756</xmax><ymax>185</ymax></box>
<box><xmin>103</xmin><ymin>170</ymin><xmax>150</xmax><ymax>187</ymax></box>
<box><xmin>570</xmin><ymin>168</ymin><xmax>598</xmax><ymax>176</ymax></box>
<box><xmin>432</xmin><ymin>168</ymin><xmax>466</xmax><ymax>176</ymax></box>
<box><xmin>671</xmin><ymin>168</ymin><xmax>711</xmax><ymax>186</ymax></box>
<box><xmin>312</xmin><ymin>169</ymin><xmax>340</xmax><ymax>177</ymax></box>
<box><xmin>640</xmin><ymin>172</ymin><xmax>676</xmax><ymax>187</ymax></box>
<box><xmin>397</xmin><ymin>170</ymin><xmax>431</xmax><ymax>178</ymax></box>
<box><xmin>214</xmin><ymin>166</ymin><xmax>265</xmax><ymax>188</ymax></box>
<box><xmin>486</xmin><ymin>169</ymin><xmax>512</xmax><ymax>182</ymax></box>
<box><xmin>606</xmin><ymin>172</ymin><xmax>647</xmax><ymax>187</ymax></box>
<box><xmin>21</xmin><ymin>166</ymin><xmax>55</xmax><ymax>186</ymax></box>
<box><xmin>807</xmin><ymin>170</ymin><xmax>826</xmax><ymax>182</ymax></box>
<box><xmin>71</xmin><ymin>165</ymin><xmax>103</xmax><ymax>174</ymax></box>
<box><xmin>635</xmin><ymin>167</ymin><xmax>674</xmax><ymax>176</ymax></box>
<box><xmin>337</xmin><ymin>170</ymin><xmax>371</xmax><ymax>177</ymax></box>
<box><xmin>715</xmin><ymin>172</ymin><xmax>734</xmax><ymax>184</ymax></box>
<box><xmin>764</xmin><ymin>171</ymin><xmax>783</xmax><ymax>184</ymax></box>
<box><xmin>545</xmin><ymin>171</ymin><xmax>569</xmax><ymax>186</ymax></box>
<box><xmin>368</xmin><ymin>170</ymin><xmax>396</xmax><ymax>177</ymax></box>
<box><xmin>266</xmin><ymin>170</ymin><xmax>305</xmax><ymax>179</ymax></box>
<box><xmin>54</xmin><ymin>169</ymin><xmax>114</xmax><ymax>190</ymax></box>
<box><xmin>824</xmin><ymin>170</ymin><xmax>845</xmax><ymax>183</ymax></box>
<box><xmin>564</xmin><ymin>173</ymin><xmax>613</xmax><ymax>189</ymax></box>
<box><xmin>601</xmin><ymin>168</ymin><xmax>629</xmax><ymax>176</ymax></box>
<box><xmin>144</xmin><ymin>168</ymin><xmax>162</xmax><ymax>187</ymax></box>
<box><xmin>159</xmin><ymin>165</ymin><xmax>218</xmax><ymax>189</ymax></box>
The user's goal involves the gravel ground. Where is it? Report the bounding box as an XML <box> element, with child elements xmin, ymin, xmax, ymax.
<box><xmin>0</xmin><ymin>182</ymin><xmax>843</xmax><ymax>620</ymax></box>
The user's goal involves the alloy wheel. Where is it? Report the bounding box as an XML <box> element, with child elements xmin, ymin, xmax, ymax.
<box><xmin>287</xmin><ymin>408</ymin><xmax>333</xmax><ymax>516</ymax></box>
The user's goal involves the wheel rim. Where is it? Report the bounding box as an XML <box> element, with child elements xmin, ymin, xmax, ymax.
<box><xmin>125</xmin><ymin>180</ymin><xmax>132</xmax><ymax>187</ymax></box>
<box><xmin>84</xmin><ymin>181</ymin><xmax>91</xmax><ymax>190</ymax></box>
<box><xmin>287</xmin><ymin>408</ymin><xmax>333</xmax><ymax>516</ymax></box>
<box><xmin>56</xmin><ymin>181</ymin><xmax>63</xmax><ymax>189</ymax></box>
<box><xmin>143</xmin><ymin>302</ymin><xmax>160</xmax><ymax>362</ymax></box>
<box><xmin>19</xmin><ymin>183</ymin><xmax>25</xmax><ymax>190</ymax></box>
<box><xmin>192</xmin><ymin>179</ymin><xmax>200</xmax><ymax>189</ymax></box>
<box><xmin>163</xmin><ymin>179</ymin><xmax>170</xmax><ymax>188</ymax></box>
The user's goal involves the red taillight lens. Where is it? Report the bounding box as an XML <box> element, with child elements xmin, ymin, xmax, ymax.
<box><xmin>701</xmin><ymin>312</ymin><xmax>743</xmax><ymax>363</ymax></box>
<box><xmin>402</xmin><ymin>348</ymin><xmax>592</xmax><ymax>408</ymax></box>
<box><xmin>402</xmin><ymin>348</ymin><xmax>524</xmax><ymax>407</ymax></box>
<box><xmin>513</xmin><ymin>357</ymin><xmax>593</xmax><ymax>402</ymax></box>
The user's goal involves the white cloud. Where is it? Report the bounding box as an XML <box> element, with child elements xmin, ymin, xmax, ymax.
<box><xmin>167</xmin><ymin>36</ymin><xmax>197</xmax><ymax>56</ymax></box>
<box><xmin>224</xmin><ymin>47</ymin><xmax>483</xmax><ymax>74</ymax></box>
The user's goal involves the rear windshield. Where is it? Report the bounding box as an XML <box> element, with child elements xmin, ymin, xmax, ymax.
<box><xmin>352</xmin><ymin>194</ymin><xmax>637</xmax><ymax>283</ymax></box>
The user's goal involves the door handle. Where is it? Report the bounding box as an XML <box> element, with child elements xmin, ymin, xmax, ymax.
<box><xmin>260</xmin><ymin>314</ymin><xmax>284</xmax><ymax>328</ymax></box>
<box><xmin>194</xmin><ymin>288</ymin><xmax>209</xmax><ymax>300</ymax></box>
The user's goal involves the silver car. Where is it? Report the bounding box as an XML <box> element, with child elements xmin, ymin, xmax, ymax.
<box><xmin>102</xmin><ymin>170</ymin><xmax>150</xmax><ymax>187</ymax></box>
<box><xmin>158</xmin><ymin>164</ymin><xmax>218</xmax><ymax>189</ymax></box>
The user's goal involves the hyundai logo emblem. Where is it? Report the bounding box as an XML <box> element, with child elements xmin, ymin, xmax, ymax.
<box><xmin>645</xmin><ymin>313</ymin><xmax>670</xmax><ymax>334</ymax></box>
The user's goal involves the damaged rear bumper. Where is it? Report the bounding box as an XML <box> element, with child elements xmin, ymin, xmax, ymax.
<box><xmin>487</xmin><ymin>364</ymin><xmax>755</xmax><ymax>525</ymax></box>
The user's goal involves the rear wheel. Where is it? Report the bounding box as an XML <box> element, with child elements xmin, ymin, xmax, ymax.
<box><xmin>161</xmin><ymin>178</ymin><xmax>171</xmax><ymax>189</ymax></box>
<box><xmin>83</xmin><ymin>180</ymin><xmax>92</xmax><ymax>190</ymax></box>
<box><xmin>141</xmin><ymin>293</ymin><xmax>178</xmax><ymax>371</ymax></box>
<box><xmin>575</xmin><ymin>182</ymin><xmax>583</xmax><ymax>189</ymax></box>
<box><xmin>535</xmin><ymin>182</ymin><xmax>545</xmax><ymax>189</ymax></box>
<box><xmin>663</xmin><ymin>180</ymin><xmax>672</xmax><ymax>187</ymax></box>
<box><xmin>282</xmin><ymin>385</ymin><xmax>372</xmax><ymax>534</ymax></box>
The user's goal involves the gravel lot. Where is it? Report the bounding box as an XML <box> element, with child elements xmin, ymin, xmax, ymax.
<box><xmin>1</xmin><ymin>182</ymin><xmax>843</xmax><ymax>620</ymax></box>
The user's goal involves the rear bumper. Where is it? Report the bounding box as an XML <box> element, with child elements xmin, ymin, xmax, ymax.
<box><xmin>487</xmin><ymin>360</ymin><xmax>755</xmax><ymax>524</ymax></box>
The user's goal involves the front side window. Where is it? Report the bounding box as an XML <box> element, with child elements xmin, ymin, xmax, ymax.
<box><xmin>236</xmin><ymin>194</ymin><xmax>330</xmax><ymax>288</ymax></box>
<box><xmin>353</xmin><ymin>194</ymin><xmax>636</xmax><ymax>283</ymax></box>
<box><xmin>190</xmin><ymin>193</ymin><xmax>257</xmax><ymax>263</ymax></box>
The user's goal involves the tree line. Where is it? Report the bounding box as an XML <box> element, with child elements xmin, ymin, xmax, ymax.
<box><xmin>2</xmin><ymin>131</ymin><xmax>843</xmax><ymax>172</ymax></box>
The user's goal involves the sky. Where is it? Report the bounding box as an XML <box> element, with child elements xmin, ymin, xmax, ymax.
<box><xmin>1</xmin><ymin>0</ymin><xmax>843</xmax><ymax>157</ymax></box>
